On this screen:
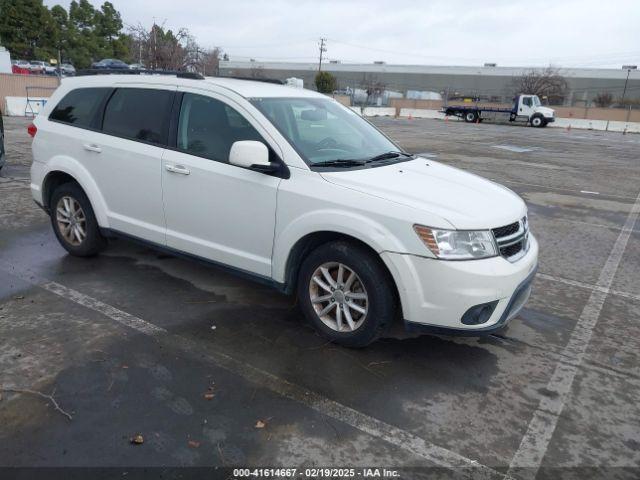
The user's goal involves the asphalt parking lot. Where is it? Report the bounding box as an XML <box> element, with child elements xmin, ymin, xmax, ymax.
<box><xmin>1</xmin><ymin>115</ymin><xmax>639</xmax><ymax>479</ymax></box>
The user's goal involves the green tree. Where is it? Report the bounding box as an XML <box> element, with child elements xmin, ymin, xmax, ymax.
<box><xmin>96</xmin><ymin>2</ymin><xmax>122</xmax><ymax>46</ymax></box>
<box><xmin>315</xmin><ymin>71</ymin><xmax>338</xmax><ymax>94</ymax></box>
<box><xmin>0</xmin><ymin>0</ymin><xmax>57</xmax><ymax>59</ymax></box>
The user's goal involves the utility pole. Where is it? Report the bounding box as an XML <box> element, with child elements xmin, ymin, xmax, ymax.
<box><xmin>318</xmin><ymin>38</ymin><xmax>327</xmax><ymax>72</ymax></box>
<box><xmin>152</xmin><ymin>17</ymin><xmax>157</xmax><ymax>70</ymax></box>
<box><xmin>621</xmin><ymin>65</ymin><xmax>637</xmax><ymax>107</ymax></box>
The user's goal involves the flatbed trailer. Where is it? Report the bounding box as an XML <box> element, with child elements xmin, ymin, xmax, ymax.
<box><xmin>442</xmin><ymin>94</ymin><xmax>555</xmax><ymax>127</ymax></box>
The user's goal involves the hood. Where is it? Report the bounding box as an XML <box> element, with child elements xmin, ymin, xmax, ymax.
<box><xmin>535</xmin><ymin>106</ymin><xmax>555</xmax><ymax>117</ymax></box>
<box><xmin>320</xmin><ymin>158</ymin><xmax>526</xmax><ymax>229</ymax></box>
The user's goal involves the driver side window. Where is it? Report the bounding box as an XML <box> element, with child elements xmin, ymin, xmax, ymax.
<box><xmin>522</xmin><ymin>97</ymin><xmax>532</xmax><ymax>107</ymax></box>
<box><xmin>177</xmin><ymin>93</ymin><xmax>264</xmax><ymax>163</ymax></box>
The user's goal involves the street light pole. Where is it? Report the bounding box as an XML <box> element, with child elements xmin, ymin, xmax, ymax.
<box><xmin>621</xmin><ymin>65</ymin><xmax>637</xmax><ymax>107</ymax></box>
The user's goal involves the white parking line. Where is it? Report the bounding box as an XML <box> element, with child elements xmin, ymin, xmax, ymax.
<box><xmin>508</xmin><ymin>189</ymin><xmax>640</xmax><ymax>479</ymax></box>
<box><xmin>498</xmin><ymin>179</ymin><xmax>637</xmax><ymax>201</ymax></box>
<box><xmin>537</xmin><ymin>272</ymin><xmax>640</xmax><ymax>303</ymax></box>
<box><xmin>0</xmin><ymin>260</ymin><xmax>502</xmax><ymax>479</ymax></box>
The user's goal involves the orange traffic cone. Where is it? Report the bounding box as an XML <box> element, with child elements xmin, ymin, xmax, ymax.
<box><xmin>408</xmin><ymin>113</ymin><xmax>413</xmax><ymax>120</ymax></box>
<box><xmin>565</xmin><ymin>124</ymin><xmax>572</xmax><ymax>133</ymax></box>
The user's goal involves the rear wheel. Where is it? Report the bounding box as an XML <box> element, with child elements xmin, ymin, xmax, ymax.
<box><xmin>297</xmin><ymin>241</ymin><xmax>396</xmax><ymax>347</ymax></box>
<box><xmin>464</xmin><ymin>111</ymin><xmax>478</xmax><ymax>123</ymax></box>
<box><xmin>50</xmin><ymin>183</ymin><xmax>107</xmax><ymax>257</ymax></box>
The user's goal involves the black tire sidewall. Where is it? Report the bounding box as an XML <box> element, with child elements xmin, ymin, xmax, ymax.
<box><xmin>297</xmin><ymin>241</ymin><xmax>396</xmax><ymax>347</ymax></box>
<box><xmin>50</xmin><ymin>183</ymin><xmax>106</xmax><ymax>256</ymax></box>
<box><xmin>531</xmin><ymin>115</ymin><xmax>544</xmax><ymax>127</ymax></box>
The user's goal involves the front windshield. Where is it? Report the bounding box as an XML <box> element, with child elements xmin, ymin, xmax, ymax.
<box><xmin>532</xmin><ymin>96</ymin><xmax>541</xmax><ymax>106</ymax></box>
<box><xmin>250</xmin><ymin>97</ymin><xmax>399</xmax><ymax>165</ymax></box>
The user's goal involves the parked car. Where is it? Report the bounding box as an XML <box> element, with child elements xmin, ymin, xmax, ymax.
<box><xmin>44</xmin><ymin>62</ymin><xmax>57</xmax><ymax>75</ymax></box>
<box><xmin>0</xmin><ymin>115</ymin><xmax>5</xmax><ymax>172</ymax></box>
<box><xmin>12</xmin><ymin>60</ymin><xmax>31</xmax><ymax>75</ymax></box>
<box><xmin>29</xmin><ymin>61</ymin><xmax>47</xmax><ymax>74</ymax></box>
<box><xmin>29</xmin><ymin>74</ymin><xmax>538</xmax><ymax>347</ymax></box>
<box><xmin>128</xmin><ymin>63</ymin><xmax>146</xmax><ymax>70</ymax></box>
<box><xmin>60</xmin><ymin>63</ymin><xmax>76</xmax><ymax>76</ymax></box>
<box><xmin>91</xmin><ymin>59</ymin><xmax>129</xmax><ymax>70</ymax></box>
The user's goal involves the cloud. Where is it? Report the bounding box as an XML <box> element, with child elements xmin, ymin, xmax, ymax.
<box><xmin>44</xmin><ymin>0</ymin><xmax>640</xmax><ymax>67</ymax></box>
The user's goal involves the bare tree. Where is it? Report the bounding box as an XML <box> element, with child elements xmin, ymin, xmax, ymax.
<box><xmin>360</xmin><ymin>74</ymin><xmax>386</xmax><ymax>105</ymax></box>
<box><xmin>510</xmin><ymin>66</ymin><xmax>568</xmax><ymax>105</ymax></box>
<box><xmin>593</xmin><ymin>92</ymin><xmax>614</xmax><ymax>108</ymax></box>
<box><xmin>127</xmin><ymin>23</ymin><xmax>209</xmax><ymax>71</ymax></box>
<box><xmin>185</xmin><ymin>43</ymin><xmax>221</xmax><ymax>76</ymax></box>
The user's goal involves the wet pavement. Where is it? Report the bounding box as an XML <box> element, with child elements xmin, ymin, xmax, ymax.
<box><xmin>1</xmin><ymin>115</ymin><xmax>639</xmax><ymax>479</ymax></box>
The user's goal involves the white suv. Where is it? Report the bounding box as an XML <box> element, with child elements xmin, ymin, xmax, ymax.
<box><xmin>29</xmin><ymin>74</ymin><xmax>538</xmax><ymax>346</ymax></box>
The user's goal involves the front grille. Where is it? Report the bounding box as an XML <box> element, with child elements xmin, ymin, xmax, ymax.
<box><xmin>492</xmin><ymin>218</ymin><xmax>529</xmax><ymax>261</ymax></box>
<box><xmin>492</xmin><ymin>221</ymin><xmax>520</xmax><ymax>239</ymax></box>
<box><xmin>500</xmin><ymin>240</ymin><xmax>524</xmax><ymax>258</ymax></box>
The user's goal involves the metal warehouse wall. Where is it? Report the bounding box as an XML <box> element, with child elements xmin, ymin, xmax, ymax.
<box><xmin>219</xmin><ymin>62</ymin><xmax>640</xmax><ymax>106</ymax></box>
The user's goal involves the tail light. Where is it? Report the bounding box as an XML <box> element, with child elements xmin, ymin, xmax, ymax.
<box><xmin>27</xmin><ymin>123</ymin><xmax>37</xmax><ymax>138</ymax></box>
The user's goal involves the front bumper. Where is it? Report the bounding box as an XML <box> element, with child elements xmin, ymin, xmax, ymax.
<box><xmin>381</xmin><ymin>234</ymin><xmax>538</xmax><ymax>334</ymax></box>
<box><xmin>546</xmin><ymin>117</ymin><xmax>555</xmax><ymax>123</ymax></box>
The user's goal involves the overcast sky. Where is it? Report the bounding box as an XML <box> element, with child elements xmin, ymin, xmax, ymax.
<box><xmin>44</xmin><ymin>0</ymin><xmax>640</xmax><ymax>68</ymax></box>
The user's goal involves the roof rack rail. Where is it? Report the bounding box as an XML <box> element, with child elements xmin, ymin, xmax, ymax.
<box><xmin>76</xmin><ymin>68</ymin><xmax>204</xmax><ymax>80</ymax></box>
<box><xmin>224</xmin><ymin>75</ymin><xmax>284</xmax><ymax>85</ymax></box>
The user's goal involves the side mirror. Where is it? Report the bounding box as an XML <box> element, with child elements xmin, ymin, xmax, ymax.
<box><xmin>229</xmin><ymin>140</ymin><xmax>274</xmax><ymax>172</ymax></box>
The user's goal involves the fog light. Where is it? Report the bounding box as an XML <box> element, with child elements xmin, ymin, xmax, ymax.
<box><xmin>461</xmin><ymin>301</ymin><xmax>498</xmax><ymax>325</ymax></box>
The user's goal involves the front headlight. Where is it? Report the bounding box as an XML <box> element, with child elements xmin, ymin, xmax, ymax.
<box><xmin>414</xmin><ymin>225</ymin><xmax>497</xmax><ymax>260</ymax></box>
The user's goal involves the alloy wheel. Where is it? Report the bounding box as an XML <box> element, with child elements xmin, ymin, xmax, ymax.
<box><xmin>56</xmin><ymin>196</ymin><xmax>87</xmax><ymax>246</ymax></box>
<box><xmin>308</xmin><ymin>262</ymin><xmax>369</xmax><ymax>332</ymax></box>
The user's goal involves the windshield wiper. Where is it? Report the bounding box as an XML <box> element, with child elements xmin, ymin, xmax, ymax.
<box><xmin>312</xmin><ymin>159</ymin><xmax>366</xmax><ymax>168</ymax></box>
<box><xmin>365</xmin><ymin>151</ymin><xmax>414</xmax><ymax>163</ymax></box>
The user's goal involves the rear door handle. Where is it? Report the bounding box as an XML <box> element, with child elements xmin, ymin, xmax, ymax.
<box><xmin>165</xmin><ymin>164</ymin><xmax>191</xmax><ymax>175</ymax></box>
<box><xmin>83</xmin><ymin>143</ymin><xmax>102</xmax><ymax>153</ymax></box>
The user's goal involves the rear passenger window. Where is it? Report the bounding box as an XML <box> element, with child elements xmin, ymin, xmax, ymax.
<box><xmin>102</xmin><ymin>88</ymin><xmax>173</xmax><ymax>145</ymax></box>
<box><xmin>49</xmin><ymin>88</ymin><xmax>111</xmax><ymax>128</ymax></box>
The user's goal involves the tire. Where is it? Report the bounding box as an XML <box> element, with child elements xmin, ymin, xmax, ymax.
<box><xmin>464</xmin><ymin>111</ymin><xmax>478</xmax><ymax>123</ymax></box>
<box><xmin>50</xmin><ymin>182</ymin><xmax>107</xmax><ymax>257</ymax></box>
<box><xmin>297</xmin><ymin>241</ymin><xmax>397</xmax><ymax>347</ymax></box>
<box><xmin>530</xmin><ymin>115</ymin><xmax>545</xmax><ymax>128</ymax></box>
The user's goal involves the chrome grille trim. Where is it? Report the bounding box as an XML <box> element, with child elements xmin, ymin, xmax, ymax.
<box><xmin>492</xmin><ymin>217</ymin><xmax>529</xmax><ymax>262</ymax></box>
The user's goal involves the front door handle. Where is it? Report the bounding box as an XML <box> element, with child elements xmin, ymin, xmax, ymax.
<box><xmin>165</xmin><ymin>164</ymin><xmax>191</xmax><ymax>175</ymax></box>
<box><xmin>83</xmin><ymin>143</ymin><xmax>102</xmax><ymax>153</ymax></box>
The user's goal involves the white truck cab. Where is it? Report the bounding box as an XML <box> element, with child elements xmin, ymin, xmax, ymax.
<box><xmin>513</xmin><ymin>94</ymin><xmax>555</xmax><ymax>127</ymax></box>
<box><xmin>29</xmin><ymin>73</ymin><xmax>538</xmax><ymax>347</ymax></box>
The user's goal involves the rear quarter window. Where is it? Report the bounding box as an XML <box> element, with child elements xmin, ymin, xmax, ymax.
<box><xmin>49</xmin><ymin>88</ymin><xmax>111</xmax><ymax>128</ymax></box>
<box><xmin>102</xmin><ymin>88</ymin><xmax>174</xmax><ymax>145</ymax></box>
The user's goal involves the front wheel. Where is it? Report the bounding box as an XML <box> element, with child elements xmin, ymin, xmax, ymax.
<box><xmin>530</xmin><ymin>115</ymin><xmax>546</xmax><ymax>128</ymax></box>
<box><xmin>297</xmin><ymin>241</ymin><xmax>397</xmax><ymax>347</ymax></box>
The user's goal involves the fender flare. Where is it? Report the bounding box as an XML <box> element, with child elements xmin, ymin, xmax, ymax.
<box><xmin>272</xmin><ymin>209</ymin><xmax>409</xmax><ymax>284</ymax></box>
<box><xmin>41</xmin><ymin>156</ymin><xmax>110</xmax><ymax>227</ymax></box>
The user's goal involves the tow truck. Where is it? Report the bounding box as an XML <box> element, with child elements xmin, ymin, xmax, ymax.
<box><xmin>443</xmin><ymin>94</ymin><xmax>556</xmax><ymax>127</ymax></box>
